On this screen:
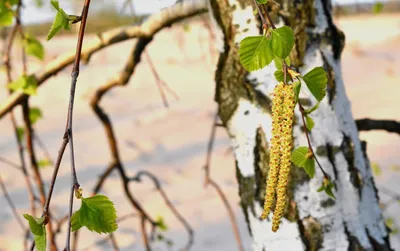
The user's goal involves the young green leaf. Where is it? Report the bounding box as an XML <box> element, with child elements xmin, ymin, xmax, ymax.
<box><xmin>274</xmin><ymin>70</ymin><xmax>284</xmax><ymax>82</ymax></box>
<box><xmin>155</xmin><ymin>216</ymin><xmax>168</xmax><ymax>231</ymax></box>
<box><xmin>38</xmin><ymin>158</ymin><xmax>52</xmax><ymax>168</ymax></box>
<box><xmin>274</xmin><ymin>55</ymin><xmax>291</xmax><ymax>70</ymax></box>
<box><xmin>0</xmin><ymin>9</ymin><xmax>14</xmax><ymax>27</ymax></box>
<box><xmin>256</xmin><ymin>0</ymin><xmax>268</xmax><ymax>4</ymax></box>
<box><xmin>305</xmin><ymin>115</ymin><xmax>314</xmax><ymax>131</ymax></box>
<box><xmin>291</xmin><ymin>146</ymin><xmax>315</xmax><ymax>178</ymax></box>
<box><xmin>23</xmin><ymin>214</ymin><xmax>46</xmax><ymax>251</ymax></box>
<box><xmin>47</xmin><ymin>0</ymin><xmax>72</xmax><ymax>40</ymax></box>
<box><xmin>7</xmin><ymin>75</ymin><xmax>38</xmax><ymax>95</ymax></box>
<box><xmin>71</xmin><ymin>194</ymin><xmax>118</xmax><ymax>234</ymax></box>
<box><xmin>23</xmin><ymin>34</ymin><xmax>45</xmax><ymax>61</ymax></box>
<box><xmin>239</xmin><ymin>35</ymin><xmax>274</xmax><ymax>72</ymax></box>
<box><xmin>302</xmin><ymin>67</ymin><xmax>327</xmax><ymax>102</ymax></box>
<box><xmin>317</xmin><ymin>178</ymin><xmax>336</xmax><ymax>199</ymax></box>
<box><xmin>17</xmin><ymin>127</ymin><xmax>25</xmax><ymax>142</ymax></box>
<box><xmin>29</xmin><ymin>107</ymin><xmax>43</xmax><ymax>125</ymax></box>
<box><xmin>270</xmin><ymin>26</ymin><xmax>295</xmax><ymax>59</ymax></box>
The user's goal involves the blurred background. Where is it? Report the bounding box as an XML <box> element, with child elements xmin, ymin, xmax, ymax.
<box><xmin>0</xmin><ymin>0</ymin><xmax>399</xmax><ymax>250</ymax></box>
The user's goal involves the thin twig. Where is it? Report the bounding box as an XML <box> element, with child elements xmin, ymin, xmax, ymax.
<box><xmin>144</xmin><ymin>51</ymin><xmax>180</xmax><ymax>107</ymax></box>
<box><xmin>0</xmin><ymin>156</ymin><xmax>22</xmax><ymax>170</ymax></box>
<box><xmin>33</xmin><ymin>131</ymin><xmax>54</xmax><ymax>165</ymax></box>
<box><xmin>131</xmin><ymin>170</ymin><xmax>194</xmax><ymax>251</ymax></box>
<box><xmin>203</xmin><ymin>112</ymin><xmax>245</xmax><ymax>251</ymax></box>
<box><xmin>0</xmin><ymin>175</ymin><xmax>26</xmax><ymax>232</ymax></box>
<box><xmin>63</xmin><ymin>1</ymin><xmax>92</xmax><ymax>250</ymax></box>
<box><xmin>298</xmin><ymin>104</ymin><xmax>329</xmax><ymax>178</ymax></box>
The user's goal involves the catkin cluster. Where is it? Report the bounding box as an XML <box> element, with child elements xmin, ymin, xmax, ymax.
<box><xmin>261</xmin><ymin>82</ymin><xmax>295</xmax><ymax>232</ymax></box>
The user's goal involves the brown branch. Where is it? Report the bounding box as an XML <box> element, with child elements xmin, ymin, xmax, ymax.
<box><xmin>22</xmin><ymin>98</ymin><xmax>57</xmax><ymax>250</ymax></box>
<box><xmin>85</xmin><ymin>3</ymin><xmax>207</xmax><ymax>247</ymax></box>
<box><xmin>356</xmin><ymin>118</ymin><xmax>400</xmax><ymax>135</ymax></box>
<box><xmin>203</xmin><ymin>112</ymin><xmax>245</xmax><ymax>251</ymax></box>
<box><xmin>88</xmin><ymin>39</ymin><xmax>155</xmax><ymax>250</ymax></box>
<box><xmin>0</xmin><ymin>0</ymin><xmax>207</xmax><ymax>120</ymax></box>
<box><xmin>63</xmin><ymin>1</ymin><xmax>93</xmax><ymax>250</ymax></box>
<box><xmin>298</xmin><ymin>104</ymin><xmax>329</xmax><ymax>179</ymax></box>
<box><xmin>131</xmin><ymin>170</ymin><xmax>195</xmax><ymax>251</ymax></box>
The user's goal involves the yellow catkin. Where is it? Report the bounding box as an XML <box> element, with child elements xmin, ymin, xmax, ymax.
<box><xmin>261</xmin><ymin>82</ymin><xmax>285</xmax><ymax>219</ymax></box>
<box><xmin>272</xmin><ymin>84</ymin><xmax>295</xmax><ymax>232</ymax></box>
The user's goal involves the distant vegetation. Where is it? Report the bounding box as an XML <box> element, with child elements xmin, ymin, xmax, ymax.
<box><xmin>333</xmin><ymin>1</ymin><xmax>400</xmax><ymax>16</ymax></box>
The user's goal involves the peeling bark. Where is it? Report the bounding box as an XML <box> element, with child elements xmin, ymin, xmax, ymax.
<box><xmin>208</xmin><ymin>0</ymin><xmax>392</xmax><ymax>250</ymax></box>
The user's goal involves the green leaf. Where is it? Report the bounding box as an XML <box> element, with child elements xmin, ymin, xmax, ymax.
<box><xmin>71</xmin><ymin>194</ymin><xmax>118</xmax><ymax>234</ymax></box>
<box><xmin>23</xmin><ymin>214</ymin><xmax>45</xmax><ymax>235</ymax></box>
<box><xmin>47</xmin><ymin>11</ymin><xmax>64</xmax><ymax>40</ymax></box>
<box><xmin>304</xmin><ymin>102</ymin><xmax>320</xmax><ymax>115</ymax></box>
<box><xmin>305</xmin><ymin>115</ymin><xmax>314</xmax><ymax>131</ymax></box>
<box><xmin>23</xmin><ymin>34</ymin><xmax>45</xmax><ymax>61</ymax></box>
<box><xmin>29</xmin><ymin>107</ymin><xmax>43</xmax><ymax>125</ymax></box>
<box><xmin>155</xmin><ymin>216</ymin><xmax>168</xmax><ymax>232</ymax></box>
<box><xmin>291</xmin><ymin>146</ymin><xmax>315</xmax><ymax>178</ymax></box>
<box><xmin>274</xmin><ymin>70</ymin><xmax>284</xmax><ymax>82</ymax></box>
<box><xmin>270</xmin><ymin>26</ymin><xmax>295</xmax><ymax>59</ymax></box>
<box><xmin>17</xmin><ymin>127</ymin><xmax>24</xmax><ymax>142</ymax></box>
<box><xmin>256</xmin><ymin>0</ymin><xmax>268</xmax><ymax>4</ymax></box>
<box><xmin>0</xmin><ymin>9</ymin><xmax>14</xmax><ymax>26</ymax></box>
<box><xmin>38</xmin><ymin>158</ymin><xmax>52</xmax><ymax>168</ymax></box>
<box><xmin>293</xmin><ymin>81</ymin><xmax>301</xmax><ymax>102</ymax></box>
<box><xmin>239</xmin><ymin>35</ymin><xmax>274</xmax><ymax>72</ymax></box>
<box><xmin>7</xmin><ymin>75</ymin><xmax>38</xmax><ymax>95</ymax></box>
<box><xmin>373</xmin><ymin>2</ymin><xmax>384</xmax><ymax>14</ymax></box>
<box><xmin>317</xmin><ymin>178</ymin><xmax>336</xmax><ymax>199</ymax></box>
<box><xmin>47</xmin><ymin>1</ymin><xmax>71</xmax><ymax>41</ymax></box>
<box><xmin>302</xmin><ymin>67</ymin><xmax>327</xmax><ymax>102</ymax></box>
<box><xmin>23</xmin><ymin>214</ymin><xmax>46</xmax><ymax>251</ymax></box>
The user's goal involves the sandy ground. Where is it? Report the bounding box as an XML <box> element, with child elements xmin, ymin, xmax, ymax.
<box><xmin>0</xmin><ymin>12</ymin><xmax>399</xmax><ymax>251</ymax></box>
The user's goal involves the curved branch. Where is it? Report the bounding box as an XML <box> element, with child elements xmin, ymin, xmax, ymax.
<box><xmin>0</xmin><ymin>0</ymin><xmax>207</xmax><ymax>119</ymax></box>
<box><xmin>356</xmin><ymin>118</ymin><xmax>400</xmax><ymax>135</ymax></box>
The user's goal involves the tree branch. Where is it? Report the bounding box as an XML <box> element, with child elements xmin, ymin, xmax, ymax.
<box><xmin>0</xmin><ymin>0</ymin><xmax>207</xmax><ymax>120</ymax></box>
<box><xmin>356</xmin><ymin>118</ymin><xmax>400</xmax><ymax>135</ymax></box>
<box><xmin>203</xmin><ymin>112</ymin><xmax>245</xmax><ymax>251</ymax></box>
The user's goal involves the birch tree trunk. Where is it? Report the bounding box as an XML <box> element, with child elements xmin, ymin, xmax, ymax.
<box><xmin>207</xmin><ymin>0</ymin><xmax>392</xmax><ymax>250</ymax></box>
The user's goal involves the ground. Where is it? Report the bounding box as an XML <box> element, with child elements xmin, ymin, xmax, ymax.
<box><xmin>0</xmin><ymin>12</ymin><xmax>399</xmax><ymax>251</ymax></box>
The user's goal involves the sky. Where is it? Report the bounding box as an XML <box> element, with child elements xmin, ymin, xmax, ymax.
<box><xmin>21</xmin><ymin>0</ymin><xmax>385</xmax><ymax>24</ymax></box>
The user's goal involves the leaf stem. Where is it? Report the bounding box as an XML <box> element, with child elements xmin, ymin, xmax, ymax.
<box><xmin>298</xmin><ymin>104</ymin><xmax>329</xmax><ymax>179</ymax></box>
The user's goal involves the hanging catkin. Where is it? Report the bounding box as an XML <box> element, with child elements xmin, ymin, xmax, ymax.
<box><xmin>261</xmin><ymin>83</ymin><xmax>295</xmax><ymax>232</ymax></box>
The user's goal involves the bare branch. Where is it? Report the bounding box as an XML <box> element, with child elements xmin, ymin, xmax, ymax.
<box><xmin>203</xmin><ymin>112</ymin><xmax>245</xmax><ymax>251</ymax></box>
<box><xmin>131</xmin><ymin>170</ymin><xmax>195</xmax><ymax>251</ymax></box>
<box><xmin>356</xmin><ymin>118</ymin><xmax>400</xmax><ymax>135</ymax></box>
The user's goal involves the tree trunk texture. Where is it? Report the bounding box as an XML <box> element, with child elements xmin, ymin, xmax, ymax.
<box><xmin>207</xmin><ymin>0</ymin><xmax>392</xmax><ymax>250</ymax></box>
